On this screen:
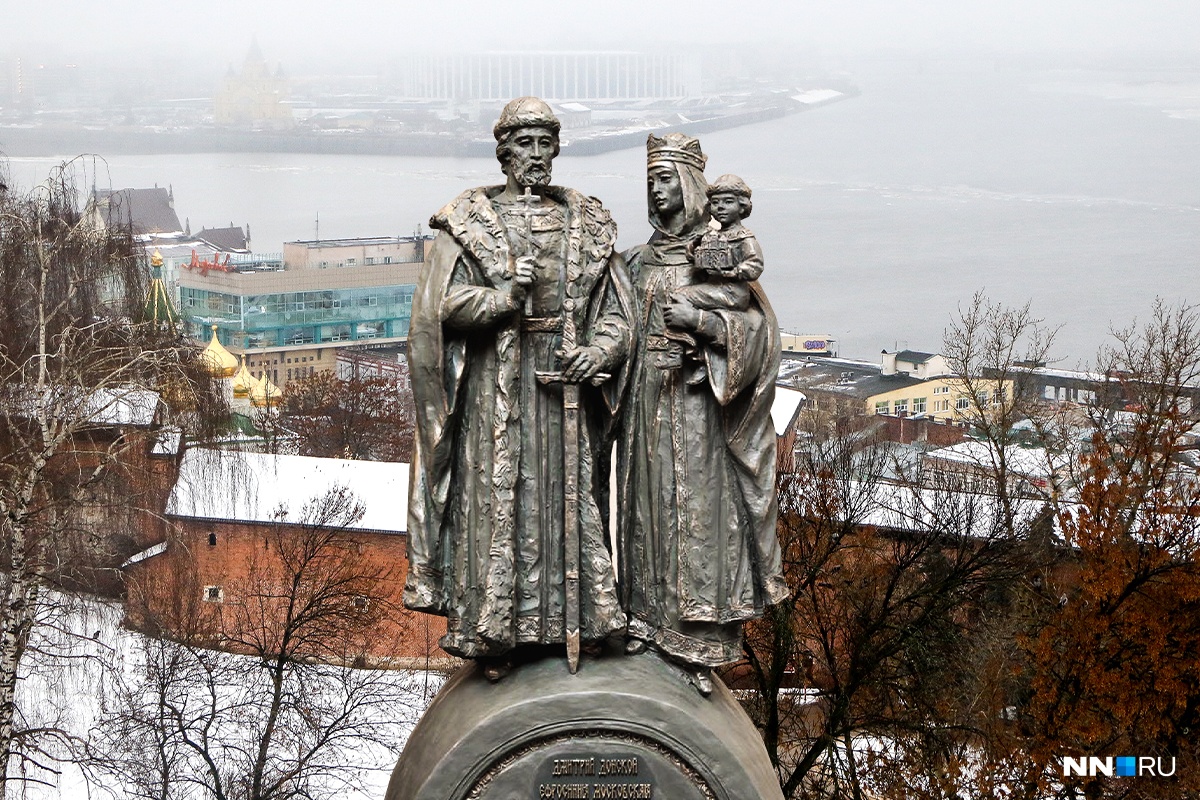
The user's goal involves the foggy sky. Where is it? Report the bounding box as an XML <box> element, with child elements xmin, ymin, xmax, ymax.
<box><xmin>6</xmin><ymin>0</ymin><xmax>1200</xmax><ymax>66</ymax></box>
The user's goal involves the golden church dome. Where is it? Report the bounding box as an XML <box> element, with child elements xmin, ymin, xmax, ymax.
<box><xmin>232</xmin><ymin>356</ymin><xmax>259</xmax><ymax>399</ymax></box>
<box><xmin>199</xmin><ymin>325</ymin><xmax>238</xmax><ymax>378</ymax></box>
<box><xmin>250</xmin><ymin>372</ymin><xmax>282</xmax><ymax>408</ymax></box>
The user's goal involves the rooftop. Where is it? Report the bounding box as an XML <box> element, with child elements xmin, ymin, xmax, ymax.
<box><xmin>924</xmin><ymin>440</ymin><xmax>1059</xmax><ymax>480</ymax></box>
<box><xmin>286</xmin><ymin>235</ymin><xmax>431</xmax><ymax>249</ymax></box>
<box><xmin>195</xmin><ymin>225</ymin><xmax>250</xmax><ymax>252</ymax></box>
<box><xmin>894</xmin><ymin>350</ymin><xmax>936</xmax><ymax>364</ymax></box>
<box><xmin>91</xmin><ymin>187</ymin><xmax>182</xmax><ymax>236</ymax></box>
<box><xmin>788</xmin><ymin>359</ymin><xmax>924</xmax><ymax>399</ymax></box>
<box><xmin>167</xmin><ymin>448</ymin><xmax>409</xmax><ymax>534</ymax></box>
<box><xmin>771</xmin><ymin>387</ymin><xmax>806</xmax><ymax>436</ymax></box>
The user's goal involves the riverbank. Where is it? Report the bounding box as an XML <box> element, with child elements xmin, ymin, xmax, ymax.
<box><xmin>0</xmin><ymin>91</ymin><xmax>856</xmax><ymax>159</ymax></box>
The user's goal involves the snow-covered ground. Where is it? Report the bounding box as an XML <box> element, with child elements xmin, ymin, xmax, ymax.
<box><xmin>17</xmin><ymin>593</ymin><xmax>438</xmax><ymax>800</ymax></box>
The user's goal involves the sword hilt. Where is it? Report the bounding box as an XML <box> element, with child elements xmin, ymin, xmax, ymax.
<box><xmin>535</xmin><ymin>370</ymin><xmax>612</xmax><ymax>386</ymax></box>
<box><xmin>519</xmin><ymin>186</ymin><xmax>536</xmax><ymax>317</ymax></box>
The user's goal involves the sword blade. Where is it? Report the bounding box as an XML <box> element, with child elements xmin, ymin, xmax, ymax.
<box><xmin>562</xmin><ymin>383</ymin><xmax>581</xmax><ymax>674</ymax></box>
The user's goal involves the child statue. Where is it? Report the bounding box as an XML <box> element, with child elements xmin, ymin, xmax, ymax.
<box><xmin>665</xmin><ymin>174</ymin><xmax>764</xmax><ymax>384</ymax></box>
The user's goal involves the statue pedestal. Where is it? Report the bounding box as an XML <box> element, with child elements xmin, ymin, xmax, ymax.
<box><xmin>386</xmin><ymin>647</ymin><xmax>784</xmax><ymax>800</ymax></box>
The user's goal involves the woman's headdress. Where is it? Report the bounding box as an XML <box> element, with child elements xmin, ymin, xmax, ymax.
<box><xmin>645</xmin><ymin>133</ymin><xmax>709</xmax><ymax>237</ymax></box>
<box><xmin>646</xmin><ymin>132</ymin><xmax>707</xmax><ymax>171</ymax></box>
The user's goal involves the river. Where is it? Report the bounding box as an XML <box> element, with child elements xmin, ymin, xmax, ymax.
<box><xmin>6</xmin><ymin>58</ymin><xmax>1198</xmax><ymax>363</ymax></box>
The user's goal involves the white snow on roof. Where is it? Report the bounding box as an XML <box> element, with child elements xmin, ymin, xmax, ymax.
<box><xmin>121</xmin><ymin>541</ymin><xmax>168</xmax><ymax>568</ymax></box>
<box><xmin>771</xmin><ymin>387</ymin><xmax>807</xmax><ymax>436</ymax></box>
<box><xmin>167</xmin><ymin>448</ymin><xmax>409</xmax><ymax>533</ymax></box>
<box><xmin>820</xmin><ymin>479</ymin><xmax>1053</xmax><ymax>539</ymax></box>
<box><xmin>810</xmin><ymin>356</ymin><xmax>881</xmax><ymax>370</ymax></box>
<box><xmin>1017</xmin><ymin>365</ymin><xmax>1107</xmax><ymax>382</ymax></box>
<box><xmin>79</xmin><ymin>387</ymin><xmax>161</xmax><ymax>427</ymax></box>
<box><xmin>924</xmin><ymin>440</ymin><xmax>1056</xmax><ymax>479</ymax></box>
<box><xmin>10</xmin><ymin>385</ymin><xmax>161</xmax><ymax>427</ymax></box>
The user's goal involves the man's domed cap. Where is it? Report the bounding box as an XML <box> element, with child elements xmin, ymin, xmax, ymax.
<box><xmin>493</xmin><ymin>97</ymin><xmax>561</xmax><ymax>139</ymax></box>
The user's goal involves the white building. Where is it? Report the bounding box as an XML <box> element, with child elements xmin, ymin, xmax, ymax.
<box><xmin>393</xmin><ymin>51</ymin><xmax>702</xmax><ymax>101</ymax></box>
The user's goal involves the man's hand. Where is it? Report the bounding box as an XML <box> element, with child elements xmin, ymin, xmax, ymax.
<box><xmin>663</xmin><ymin>295</ymin><xmax>701</xmax><ymax>330</ymax></box>
<box><xmin>510</xmin><ymin>255</ymin><xmax>535</xmax><ymax>303</ymax></box>
<box><xmin>561</xmin><ymin>346</ymin><xmax>606</xmax><ymax>384</ymax></box>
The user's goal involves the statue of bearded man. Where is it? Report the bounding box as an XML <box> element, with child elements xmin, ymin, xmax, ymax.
<box><xmin>404</xmin><ymin>97</ymin><xmax>635</xmax><ymax>677</ymax></box>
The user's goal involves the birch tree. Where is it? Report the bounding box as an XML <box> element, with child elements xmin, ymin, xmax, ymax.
<box><xmin>0</xmin><ymin>159</ymin><xmax>214</xmax><ymax>794</ymax></box>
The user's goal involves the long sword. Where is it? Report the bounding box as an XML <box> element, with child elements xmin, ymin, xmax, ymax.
<box><xmin>520</xmin><ymin>187</ymin><xmax>580</xmax><ymax>672</ymax></box>
<box><xmin>560</xmin><ymin>295</ymin><xmax>582</xmax><ymax>674</ymax></box>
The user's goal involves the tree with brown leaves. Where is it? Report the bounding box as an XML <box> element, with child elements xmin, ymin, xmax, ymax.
<box><xmin>279</xmin><ymin>370</ymin><xmax>414</xmax><ymax>462</ymax></box>
<box><xmin>739</xmin><ymin>416</ymin><xmax>1036</xmax><ymax>800</ymax></box>
<box><xmin>994</xmin><ymin>301</ymin><xmax>1200</xmax><ymax>800</ymax></box>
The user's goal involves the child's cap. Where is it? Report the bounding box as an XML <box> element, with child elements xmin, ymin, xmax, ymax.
<box><xmin>706</xmin><ymin>174</ymin><xmax>752</xmax><ymax>198</ymax></box>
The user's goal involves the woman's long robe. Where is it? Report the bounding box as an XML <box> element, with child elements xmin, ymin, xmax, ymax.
<box><xmin>618</xmin><ymin>233</ymin><xmax>789</xmax><ymax>667</ymax></box>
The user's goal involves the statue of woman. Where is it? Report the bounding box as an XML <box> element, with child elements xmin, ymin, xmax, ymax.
<box><xmin>617</xmin><ymin>133</ymin><xmax>790</xmax><ymax>695</ymax></box>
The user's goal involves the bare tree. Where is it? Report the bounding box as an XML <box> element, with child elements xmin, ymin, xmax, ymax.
<box><xmin>91</xmin><ymin>486</ymin><xmax>428</xmax><ymax>800</ymax></box>
<box><xmin>941</xmin><ymin>292</ymin><xmax>1061</xmax><ymax>519</ymax></box>
<box><xmin>0</xmin><ymin>159</ymin><xmax>217</xmax><ymax>795</ymax></box>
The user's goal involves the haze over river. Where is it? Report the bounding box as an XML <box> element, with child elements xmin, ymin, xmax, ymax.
<box><xmin>8</xmin><ymin>59</ymin><xmax>1199</xmax><ymax>364</ymax></box>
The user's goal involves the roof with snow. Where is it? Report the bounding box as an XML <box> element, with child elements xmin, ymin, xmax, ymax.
<box><xmin>166</xmin><ymin>448</ymin><xmax>409</xmax><ymax>534</ymax></box>
<box><xmin>146</xmin><ymin>241</ymin><xmax>219</xmax><ymax>259</ymax></box>
<box><xmin>825</xmin><ymin>479</ymin><xmax>1053</xmax><ymax>540</ymax></box>
<box><xmin>83</xmin><ymin>387</ymin><xmax>162</xmax><ymax>427</ymax></box>
<box><xmin>121</xmin><ymin>541</ymin><xmax>168</xmax><ymax>568</ymax></box>
<box><xmin>10</xmin><ymin>385</ymin><xmax>161</xmax><ymax>428</ymax></box>
<box><xmin>805</xmin><ymin>370</ymin><xmax>924</xmax><ymax>399</ymax></box>
<box><xmin>771</xmin><ymin>386</ymin><xmax>806</xmax><ymax>436</ymax></box>
<box><xmin>151</xmin><ymin>425</ymin><xmax>183</xmax><ymax>455</ymax></box>
<box><xmin>923</xmin><ymin>440</ymin><xmax>1057</xmax><ymax>480</ymax></box>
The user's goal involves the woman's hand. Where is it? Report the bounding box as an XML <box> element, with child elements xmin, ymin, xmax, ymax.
<box><xmin>663</xmin><ymin>296</ymin><xmax>701</xmax><ymax>331</ymax></box>
<box><xmin>562</xmin><ymin>346</ymin><xmax>606</xmax><ymax>384</ymax></box>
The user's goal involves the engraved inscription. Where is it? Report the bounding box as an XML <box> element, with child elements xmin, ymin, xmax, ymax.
<box><xmin>552</xmin><ymin>758</ymin><xmax>596</xmax><ymax>776</ymax></box>
<box><xmin>591</xmin><ymin>784</ymin><xmax>652</xmax><ymax>799</ymax></box>
<box><xmin>598</xmin><ymin>759</ymin><xmax>638</xmax><ymax>776</ymax></box>
<box><xmin>541</xmin><ymin>755</ymin><xmax>648</xmax><ymax>798</ymax></box>
<box><xmin>537</xmin><ymin>782</ymin><xmax>652</xmax><ymax>799</ymax></box>
<box><xmin>467</xmin><ymin>732</ymin><xmax>714</xmax><ymax>800</ymax></box>
<box><xmin>538</xmin><ymin>785</ymin><xmax>591</xmax><ymax>799</ymax></box>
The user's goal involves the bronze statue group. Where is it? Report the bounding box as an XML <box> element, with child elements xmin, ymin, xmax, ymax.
<box><xmin>404</xmin><ymin>97</ymin><xmax>786</xmax><ymax>696</ymax></box>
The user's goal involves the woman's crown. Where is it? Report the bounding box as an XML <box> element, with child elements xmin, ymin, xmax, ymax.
<box><xmin>646</xmin><ymin>133</ymin><xmax>707</xmax><ymax>171</ymax></box>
